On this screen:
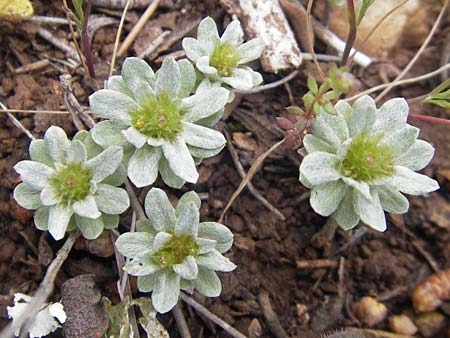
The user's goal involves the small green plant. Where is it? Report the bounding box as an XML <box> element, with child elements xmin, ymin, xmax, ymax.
<box><xmin>423</xmin><ymin>80</ymin><xmax>450</xmax><ymax>108</ymax></box>
<box><xmin>89</xmin><ymin>57</ymin><xmax>228</xmax><ymax>188</ymax></box>
<box><xmin>115</xmin><ymin>188</ymin><xmax>235</xmax><ymax>313</ymax></box>
<box><xmin>183</xmin><ymin>17</ymin><xmax>265</xmax><ymax>91</ymax></box>
<box><xmin>299</xmin><ymin>95</ymin><xmax>439</xmax><ymax>231</ymax></box>
<box><xmin>13</xmin><ymin>126</ymin><xmax>129</xmax><ymax>240</ymax></box>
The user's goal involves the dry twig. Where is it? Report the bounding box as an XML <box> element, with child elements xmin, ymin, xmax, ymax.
<box><xmin>296</xmin><ymin>259</ymin><xmax>338</xmax><ymax>269</ymax></box>
<box><xmin>117</xmin><ymin>0</ymin><xmax>160</xmax><ymax>57</ymax></box>
<box><xmin>172</xmin><ymin>302</ymin><xmax>192</xmax><ymax>338</ymax></box>
<box><xmin>224</xmin><ymin>130</ymin><xmax>285</xmax><ymax>221</ymax></box>
<box><xmin>180</xmin><ymin>293</ymin><xmax>246</xmax><ymax>338</ymax></box>
<box><xmin>219</xmin><ymin>138</ymin><xmax>285</xmax><ymax>223</ymax></box>
<box><xmin>0</xmin><ymin>102</ymin><xmax>35</xmax><ymax>140</ymax></box>
<box><xmin>258</xmin><ymin>291</ymin><xmax>288</xmax><ymax>338</ymax></box>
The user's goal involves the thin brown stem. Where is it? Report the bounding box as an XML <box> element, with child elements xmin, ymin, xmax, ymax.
<box><xmin>306</xmin><ymin>0</ymin><xmax>326</xmax><ymax>80</ymax></box>
<box><xmin>341</xmin><ymin>0</ymin><xmax>357</xmax><ymax>66</ymax></box>
<box><xmin>408</xmin><ymin>114</ymin><xmax>450</xmax><ymax>125</ymax></box>
<box><xmin>109</xmin><ymin>0</ymin><xmax>133</xmax><ymax>77</ymax></box>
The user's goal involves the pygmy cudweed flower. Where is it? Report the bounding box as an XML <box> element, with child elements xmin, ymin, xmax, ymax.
<box><xmin>115</xmin><ymin>188</ymin><xmax>235</xmax><ymax>313</ymax></box>
<box><xmin>182</xmin><ymin>16</ymin><xmax>265</xmax><ymax>90</ymax></box>
<box><xmin>89</xmin><ymin>57</ymin><xmax>229</xmax><ymax>188</ymax></box>
<box><xmin>14</xmin><ymin>127</ymin><xmax>129</xmax><ymax>240</ymax></box>
<box><xmin>299</xmin><ymin>95</ymin><xmax>439</xmax><ymax>231</ymax></box>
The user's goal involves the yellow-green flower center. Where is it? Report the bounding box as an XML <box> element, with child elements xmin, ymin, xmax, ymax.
<box><xmin>49</xmin><ymin>162</ymin><xmax>93</xmax><ymax>206</ymax></box>
<box><xmin>130</xmin><ymin>93</ymin><xmax>184</xmax><ymax>141</ymax></box>
<box><xmin>210</xmin><ymin>42</ymin><xmax>240</xmax><ymax>77</ymax></box>
<box><xmin>340</xmin><ymin>132</ymin><xmax>395</xmax><ymax>182</ymax></box>
<box><xmin>153</xmin><ymin>234</ymin><xmax>199</xmax><ymax>268</ymax></box>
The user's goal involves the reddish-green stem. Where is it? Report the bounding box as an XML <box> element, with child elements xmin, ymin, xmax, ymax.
<box><xmin>341</xmin><ymin>0</ymin><xmax>357</xmax><ymax>66</ymax></box>
<box><xmin>408</xmin><ymin>114</ymin><xmax>450</xmax><ymax>125</ymax></box>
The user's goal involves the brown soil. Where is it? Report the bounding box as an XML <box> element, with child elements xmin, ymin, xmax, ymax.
<box><xmin>0</xmin><ymin>1</ymin><xmax>449</xmax><ymax>337</ymax></box>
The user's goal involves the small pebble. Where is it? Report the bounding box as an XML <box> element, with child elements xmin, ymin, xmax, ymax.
<box><xmin>389</xmin><ymin>314</ymin><xmax>417</xmax><ymax>335</ymax></box>
<box><xmin>354</xmin><ymin>296</ymin><xmax>387</xmax><ymax>327</ymax></box>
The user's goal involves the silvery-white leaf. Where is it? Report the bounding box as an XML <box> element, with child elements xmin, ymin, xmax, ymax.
<box><xmin>299</xmin><ymin>152</ymin><xmax>341</xmax><ymax>185</ymax></box>
<box><xmin>102</xmin><ymin>213</ymin><xmax>119</xmax><ymax>230</ymax></box>
<box><xmin>299</xmin><ymin>171</ymin><xmax>313</xmax><ymax>189</ymax></box>
<box><xmin>89</xmin><ymin>89</ymin><xmax>135</xmax><ymax>125</ymax></box>
<box><xmin>132</xmin><ymin>80</ymin><xmax>156</xmax><ymax>106</ymax></box>
<box><xmin>107</xmin><ymin>75</ymin><xmax>133</xmax><ymax>97</ymax></box>
<box><xmin>72</xmin><ymin>195</ymin><xmax>101</xmax><ymax>219</ymax></box>
<box><xmin>241</xmin><ymin>66</ymin><xmax>263</xmax><ymax>86</ymax></box>
<box><xmin>44</xmin><ymin>126</ymin><xmax>70</xmax><ymax>163</ymax></box>
<box><xmin>124</xmin><ymin>252</ymin><xmax>160</xmax><ymax>276</ymax></box>
<box><xmin>95</xmin><ymin>183</ymin><xmax>130</xmax><ymax>214</ymax></box>
<box><xmin>146</xmin><ymin>136</ymin><xmax>165</xmax><ymax>147</ymax></box>
<box><xmin>376</xmin><ymin>185</ymin><xmax>409</xmax><ymax>214</ymax></box>
<box><xmin>352</xmin><ymin>95</ymin><xmax>376</xmax><ymax>111</ymax></box>
<box><xmin>303</xmin><ymin>134</ymin><xmax>335</xmax><ymax>154</ymax></box>
<box><xmin>48</xmin><ymin>205</ymin><xmax>73</xmax><ymax>240</ymax></box>
<box><xmin>155</xmin><ymin>57</ymin><xmax>181</xmax><ymax>97</ymax></box>
<box><xmin>178</xmin><ymin>59</ymin><xmax>196</xmax><ymax>98</ymax></box>
<box><xmin>333</xmin><ymin>191</ymin><xmax>359</xmax><ymax>230</ymax></box>
<box><xmin>136</xmin><ymin>219</ymin><xmax>157</xmax><ymax>234</ymax></box>
<box><xmin>162</xmin><ymin>137</ymin><xmax>198</xmax><ymax>183</ymax></box>
<box><xmin>66</xmin><ymin>140</ymin><xmax>87</xmax><ymax>164</ymax></box>
<box><xmin>222</xmin><ymin>68</ymin><xmax>254</xmax><ymax>90</ymax></box>
<box><xmin>144</xmin><ymin>188</ymin><xmax>176</xmax><ymax>232</ymax></box>
<box><xmin>122</xmin><ymin>127</ymin><xmax>147</xmax><ymax>149</ymax></box>
<box><xmin>40</xmin><ymin>187</ymin><xmax>59</xmax><ymax>206</ymax></box>
<box><xmin>182</xmin><ymin>87</ymin><xmax>228</xmax><ymax>122</ymax></box>
<box><xmin>196</xmin><ymin>56</ymin><xmax>219</xmax><ymax>75</ymax></box>
<box><xmin>14</xmin><ymin>161</ymin><xmax>53</xmax><ymax>190</ymax></box>
<box><xmin>374</xmin><ymin>97</ymin><xmax>408</xmax><ymax>133</ymax></box>
<box><xmin>379</xmin><ymin>125</ymin><xmax>419</xmax><ymax>157</ymax></box>
<box><xmin>181</xmin><ymin>122</ymin><xmax>226</xmax><ymax>150</ymax></box>
<box><xmin>152</xmin><ymin>270</ymin><xmax>180</xmax><ymax>314</ymax></box>
<box><xmin>74</xmin><ymin>214</ymin><xmax>104</xmax><ymax>240</ymax></box>
<box><xmin>192</xmin><ymin>267</ymin><xmax>221</xmax><ymax>297</ymax></box>
<box><xmin>173</xmin><ymin>256</ymin><xmax>198</xmax><ymax>280</ymax></box>
<box><xmin>353</xmin><ymin>188</ymin><xmax>386</xmax><ymax>232</ymax></box>
<box><xmin>187</xmin><ymin>144</ymin><xmax>224</xmax><ymax>159</ymax></box>
<box><xmin>312</xmin><ymin>111</ymin><xmax>349</xmax><ymax>148</ymax></box>
<box><xmin>35</xmin><ymin>207</ymin><xmax>49</xmax><ymax>231</ymax></box>
<box><xmin>198</xmin><ymin>222</ymin><xmax>233</xmax><ymax>244</ymax></box>
<box><xmin>176</xmin><ymin>191</ymin><xmax>201</xmax><ymax>217</ymax></box>
<box><xmin>128</xmin><ymin>146</ymin><xmax>161</xmax><ymax>188</ymax></box>
<box><xmin>334</xmin><ymin>100</ymin><xmax>352</xmax><ymax>119</ymax></box>
<box><xmin>115</xmin><ymin>232</ymin><xmax>155</xmax><ymax>258</ymax></box>
<box><xmin>29</xmin><ymin>139</ymin><xmax>53</xmax><ymax>167</ymax></box>
<box><xmin>197</xmin><ymin>16</ymin><xmax>220</xmax><ymax>52</ymax></box>
<box><xmin>196</xmin><ymin>249</ymin><xmax>236</xmax><ymax>272</ymax></box>
<box><xmin>121</xmin><ymin>57</ymin><xmax>155</xmax><ymax>95</ymax></box>
<box><xmin>86</xmin><ymin>146</ymin><xmax>123</xmax><ymax>183</ymax></box>
<box><xmin>341</xmin><ymin>177</ymin><xmax>372</xmax><ymax>201</ymax></box>
<box><xmin>91</xmin><ymin>120</ymin><xmax>129</xmax><ymax>148</ymax></box>
<box><xmin>347</xmin><ymin>103</ymin><xmax>377</xmax><ymax>137</ymax></box>
<box><xmin>159</xmin><ymin>156</ymin><xmax>186</xmax><ymax>189</ymax></box>
<box><xmin>310</xmin><ymin>180</ymin><xmax>347</xmax><ymax>216</ymax></box>
<box><xmin>14</xmin><ymin>183</ymin><xmax>42</xmax><ymax>210</ymax></box>
<box><xmin>220</xmin><ymin>19</ymin><xmax>243</xmax><ymax>46</ymax></box>
<box><xmin>215</xmin><ymin>240</ymin><xmax>233</xmax><ymax>254</ymax></box>
<box><xmin>174</xmin><ymin>201</ymin><xmax>199</xmax><ymax>237</ymax></box>
<box><xmin>137</xmin><ymin>272</ymin><xmax>160</xmax><ymax>292</ymax></box>
<box><xmin>197</xmin><ymin>238</ymin><xmax>217</xmax><ymax>254</ymax></box>
<box><xmin>237</xmin><ymin>38</ymin><xmax>265</xmax><ymax>64</ymax></box>
<box><xmin>152</xmin><ymin>232</ymin><xmax>172</xmax><ymax>252</ymax></box>
<box><xmin>73</xmin><ymin>131</ymin><xmax>103</xmax><ymax>159</ymax></box>
<box><xmin>182</xmin><ymin>37</ymin><xmax>206</xmax><ymax>63</ymax></box>
<box><xmin>389</xmin><ymin>165</ymin><xmax>439</xmax><ymax>195</ymax></box>
<box><xmin>395</xmin><ymin>139</ymin><xmax>435</xmax><ymax>171</ymax></box>
<box><xmin>102</xmin><ymin>163</ymin><xmax>127</xmax><ymax>187</ymax></box>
